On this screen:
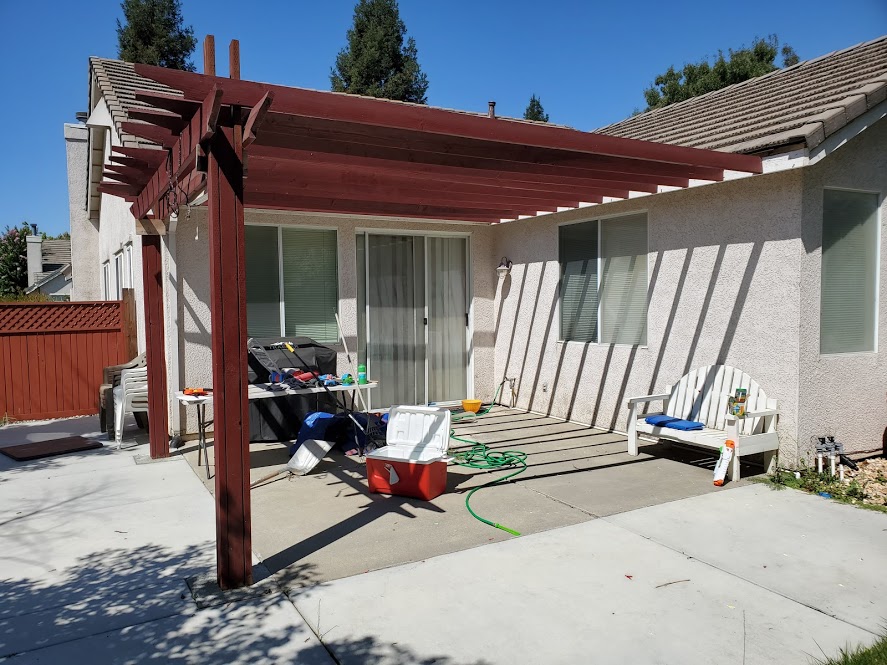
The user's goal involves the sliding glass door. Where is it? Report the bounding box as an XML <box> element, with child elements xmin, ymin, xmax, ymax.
<box><xmin>358</xmin><ymin>233</ymin><xmax>469</xmax><ymax>408</ymax></box>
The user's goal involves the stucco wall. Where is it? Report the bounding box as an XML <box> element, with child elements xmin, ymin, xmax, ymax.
<box><xmin>172</xmin><ymin>208</ymin><xmax>496</xmax><ymax>434</ymax></box>
<box><xmin>798</xmin><ymin>118</ymin><xmax>887</xmax><ymax>458</ymax></box>
<box><xmin>95</xmin><ymin>122</ymin><xmax>146</xmax><ymax>351</ymax></box>
<box><xmin>65</xmin><ymin>123</ymin><xmax>102</xmax><ymax>301</ymax></box>
<box><xmin>493</xmin><ymin>169</ymin><xmax>806</xmax><ymax>462</ymax></box>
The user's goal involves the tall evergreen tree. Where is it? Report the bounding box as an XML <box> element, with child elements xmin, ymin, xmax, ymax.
<box><xmin>523</xmin><ymin>94</ymin><xmax>549</xmax><ymax>122</ymax></box>
<box><xmin>331</xmin><ymin>0</ymin><xmax>429</xmax><ymax>103</ymax></box>
<box><xmin>644</xmin><ymin>36</ymin><xmax>798</xmax><ymax>111</ymax></box>
<box><xmin>117</xmin><ymin>0</ymin><xmax>197</xmax><ymax>71</ymax></box>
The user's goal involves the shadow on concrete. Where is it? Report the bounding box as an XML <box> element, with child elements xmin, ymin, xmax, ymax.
<box><xmin>0</xmin><ymin>540</ymin><xmax>487</xmax><ymax>664</ymax></box>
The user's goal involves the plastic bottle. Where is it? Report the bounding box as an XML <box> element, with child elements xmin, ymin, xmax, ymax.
<box><xmin>357</xmin><ymin>364</ymin><xmax>368</xmax><ymax>385</ymax></box>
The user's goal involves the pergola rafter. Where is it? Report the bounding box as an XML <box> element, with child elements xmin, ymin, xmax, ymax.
<box><xmin>97</xmin><ymin>36</ymin><xmax>763</xmax><ymax>590</ymax></box>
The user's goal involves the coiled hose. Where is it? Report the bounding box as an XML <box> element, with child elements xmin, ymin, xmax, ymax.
<box><xmin>449</xmin><ymin>382</ymin><xmax>527</xmax><ymax>536</ymax></box>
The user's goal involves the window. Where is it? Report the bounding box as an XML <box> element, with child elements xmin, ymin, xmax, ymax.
<box><xmin>124</xmin><ymin>244</ymin><xmax>134</xmax><ymax>288</ymax></box>
<box><xmin>559</xmin><ymin>213</ymin><xmax>648</xmax><ymax>345</ymax></box>
<box><xmin>820</xmin><ymin>189</ymin><xmax>879</xmax><ymax>354</ymax></box>
<box><xmin>102</xmin><ymin>262</ymin><xmax>110</xmax><ymax>300</ymax></box>
<box><xmin>244</xmin><ymin>225</ymin><xmax>339</xmax><ymax>342</ymax></box>
<box><xmin>113</xmin><ymin>253</ymin><xmax>123</xmax><ymax>299</ymax></box>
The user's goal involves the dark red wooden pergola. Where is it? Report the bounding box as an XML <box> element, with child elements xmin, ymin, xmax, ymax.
<box><xmin>99</xmin><ymin>37</ymin><xmax>762</xmax><ymax>589</ymax></box>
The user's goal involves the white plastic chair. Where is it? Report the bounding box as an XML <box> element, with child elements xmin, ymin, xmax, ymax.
<box><xmin>114</xmin><ymin>367</ymin><xmax>149</xmax><ymax>449</ymax></box>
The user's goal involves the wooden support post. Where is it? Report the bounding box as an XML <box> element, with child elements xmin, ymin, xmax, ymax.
<box><xmin>207</xmin><ymin>122</ymin><xmax>252</xmax><ymax>589</ymax></box>
<box><xmin>203</xmin><ymin>35</ymin><xmax>216</xmax><ymax>76</ymax></box>
<box><xmin>229</xmin><ymin>40</ymin><xmax>240</xmax><ymax>80</ymax></box>
<box><xmin>141</xmin><ymin>235</ymin><xmax>169</xmax><ymax>459</ymax></box>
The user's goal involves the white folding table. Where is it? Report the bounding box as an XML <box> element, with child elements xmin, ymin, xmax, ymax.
<box><xmin>175</xmin><ymin>382</ymin><xmax>378</xmax><ymax>479</ymax></box>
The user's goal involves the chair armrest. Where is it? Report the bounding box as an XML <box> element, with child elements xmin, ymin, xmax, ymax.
<box><xmin>104</xmin><ymin>355</ymin><xmax>143</xmax><ymax>385</ymax></box>
<box><xmin>745</xmin><ymin>409</ymin><xmax>779</xmax><ymax>418</ymax></box>
<box><xmin>627</xmin><ymin>393</ymin><xmax>671</xmax><ymax>407</ymax></box>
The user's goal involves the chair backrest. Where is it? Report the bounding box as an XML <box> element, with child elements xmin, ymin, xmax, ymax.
<box><xmin>121</xmin><ymin>367</ymin><xmax>148</xmax><ymax>392</ymax></box>
<box><xmin>664</xmin><ymin>365</ymin><xmax>771</xmax><ymax>435</ymax></box>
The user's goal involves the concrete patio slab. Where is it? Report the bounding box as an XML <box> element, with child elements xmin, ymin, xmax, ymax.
<box><xmin>290</xmin><ymin>509</ymin><xmax>880</xmax><ymax>665</ymax></box>
<box><xmin>181</xmin><ymin>407</ymin><xmax>762</xmax><ymax>588</ymax></box>
<box><xmin>0</xmin><ymin>416</ymin><xmax>334</xmax><ymax>664</ymax></box>
<box><xmin>608</xmin><ymin>483</ymin><xmax>887</xmax><ymax>634</ymax></box>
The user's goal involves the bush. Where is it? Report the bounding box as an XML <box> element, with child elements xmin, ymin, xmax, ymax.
<box><xmin>0</xmin><ymin>223</ymin><xmax>31</xmax><ymax>297</ymax></box>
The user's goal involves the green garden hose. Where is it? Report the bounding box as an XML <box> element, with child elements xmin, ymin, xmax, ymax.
<box><xmin>449</xmin><ymin>382</ymin><xmax>527</xmax><ymax>536</ymax></box>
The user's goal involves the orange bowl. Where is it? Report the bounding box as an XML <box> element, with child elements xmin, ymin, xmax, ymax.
<box><xmin>461</xmin><ymin>399</ymin><xmax>482</xmax><ymax>413</ymax></box>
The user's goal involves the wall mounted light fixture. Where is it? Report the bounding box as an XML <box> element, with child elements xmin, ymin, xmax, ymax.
<box><xmin>496</xmin><ymin>257</ymin><xmax>513</xmax><ymax>279</ymax></box>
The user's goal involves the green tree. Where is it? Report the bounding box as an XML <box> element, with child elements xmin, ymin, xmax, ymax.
<box><xmin>523</xmin><ymin>95</ymin><xmax>549</xmax><ymax>122</ymax></box>
<box><xmin>0</xmin><ymin>223</ymin><xmax>30</xmax><ymax>298</ymax></box>
<box><xmin>117</xmin><ymin>0</ymin><xmax>197</xmax><ymax>71</ymax></box>
<box><xmin>644</xmin><ymin>36</ymin><xmax>799</xmax><ymax>111</ymax></box>
<box><xmin>331</xmin><ymin>0</ymin><xmax>429</xmax><ymax>103</ymax></box>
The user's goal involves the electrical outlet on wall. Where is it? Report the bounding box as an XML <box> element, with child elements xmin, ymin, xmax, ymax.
<box><xmin>542</xmin><ymin>382</ymin><xmax>548</xmax><ymax>392</ymax></box>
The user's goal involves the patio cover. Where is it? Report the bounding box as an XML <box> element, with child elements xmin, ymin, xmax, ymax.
<box><xmin>97</xmin><ymin>38</ymin><xmax>763</xmax><ymax>589</ymax></box>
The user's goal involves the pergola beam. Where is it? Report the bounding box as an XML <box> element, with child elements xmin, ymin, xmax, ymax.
<box><xmin>133</xmin><ymin>64</ymin><xmax>763</xmax><ymax>174</ymax></box>
<box><xmin>247</xmin><ymin>146</ymin><xmax>691</xmax><ymax>193</ymax></box>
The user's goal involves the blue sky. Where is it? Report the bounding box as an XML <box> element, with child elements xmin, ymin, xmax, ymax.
<box><xmin>0</xmin><ymin>0</ymin><xmax>885</xmax><ymax>236</ymax></box>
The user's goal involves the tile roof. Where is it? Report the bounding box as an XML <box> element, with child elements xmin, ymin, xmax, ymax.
<box><xmin>90</xmin><ymin>57</ymin><xmax>182</xmax><ymax>146</ymax></box>
<box><xmin>41</xmin><ymin>239</ymin><xmax>71</xmax><ymax>267</ymax></box>
<box><xmin>90</xmin><ymin>35</ymin><xmax>887</xmax><ymax>158</ymax></box>
<box><xmin>597</xmin><ymin>36</ymin><xmax>887</xmax><ymax>154</ymax></box>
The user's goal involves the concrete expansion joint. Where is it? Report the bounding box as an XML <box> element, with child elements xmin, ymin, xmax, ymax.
<box><xmin>601</xmin><ymin>516</ymin><xmax>882</xmax><ymax>638</ymax></box>
<box><xmin>520</xmin><ymin>483</ymin><xmax>601</xmax><ymax>519</ymax></box>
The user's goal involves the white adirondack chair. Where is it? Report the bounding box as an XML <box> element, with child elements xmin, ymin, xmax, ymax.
<box><xmin>626</xmin><ymin>365</ymin><xmax>779</xmax><ymax>482</ymax></box>
<box><xmin>114</xmin><ymin>366</ymin><xmax>149</xmax><ymax>450</ymax></box>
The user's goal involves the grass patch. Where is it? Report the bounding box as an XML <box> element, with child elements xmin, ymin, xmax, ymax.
<box><xmin>811</xmin><ymin>633</ymin><xmax>887</xmax><ymax>664</ymax></box>
<box><xmin>754</xmin><ymin>468</ymin><xmax>887</xmax><ymax>515</ymax></box>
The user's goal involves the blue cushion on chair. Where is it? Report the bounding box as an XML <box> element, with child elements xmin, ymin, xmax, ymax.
<box><xmin>664</xmin><ymin>419</ymin><xmax>704</xmax><ymax>431</ymax></box>
<box><xmin>645</xmin><ymin>414</ymin><xmax>679</xmax><ymax>426</ymax></box>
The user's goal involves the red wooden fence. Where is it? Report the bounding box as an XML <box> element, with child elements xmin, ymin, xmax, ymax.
<box><xmin>0</xmin><ymin>301</ymin><xmax>127</xmax><ymax>421</ymax></box>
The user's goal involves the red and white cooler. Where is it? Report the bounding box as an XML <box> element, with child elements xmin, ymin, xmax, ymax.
<box><xmin>366</xmin><ymin>405</ymin><xmax>451</xmax><ymax>501</ymax></box>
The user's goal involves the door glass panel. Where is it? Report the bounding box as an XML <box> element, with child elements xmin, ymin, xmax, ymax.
<box><xmin>366</xmin><ymin>235</ymin><xmax>425</xmax><ymax>407</ymax></box>
<box><xmin>427</xmin><ymin>237</ymin><xmax>468</xmax><ymax>402</ymax></box>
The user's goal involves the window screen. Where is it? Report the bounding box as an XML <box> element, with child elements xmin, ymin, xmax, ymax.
<box><xmin>820</xmin><ymin>189</ymin><xmax>879</xmax><ymax>354</ymax></box>
<box><xmin>600</xmin><ymin>214</ymin><xmax>648</xmax><ymax>345</ymax></box>
<box><xmin>282</xmin><ymin>228</ymin><xmax>339</xmax><ymax>343</ymax></box>
<box><xmin>244</xmin><ymin>226</ymin><xmax>281</xmax><ymax>337</ymax></box>
<box><xmin>560</xmin><ymin>220</ymin><xmax>599</xmax><ymax>342</ymax></box>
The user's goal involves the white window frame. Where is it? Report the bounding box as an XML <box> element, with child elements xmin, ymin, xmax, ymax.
<box><xmin>557</xmin><ymin>211</ymin><xmax>649</xmax><ymax>347</ymax></box>
<box><xmin>113</xmin><ymin>252</ymin><xmax>123</xmax><ymax>300</ymax></box>
<box><xmin>102</xmin><ymin>261</ymin><xmax>111</xmax><ymax>300</ymax></box>
<box><xmin>124</xmin><ymin>243</ymin><xmax>134</xmax><ymax>289</ymax></box>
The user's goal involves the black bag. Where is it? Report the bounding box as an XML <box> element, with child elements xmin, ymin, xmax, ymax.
<box><xmin>246</xmin><ymin>337</ymin><xmax>338</xmax><ymax>442</ymax></box>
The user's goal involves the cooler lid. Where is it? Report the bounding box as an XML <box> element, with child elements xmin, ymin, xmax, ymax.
<box><xmin>385</xmin><ymin>406</ymin><xmax>451</xmax><ymax>458</ymax></box>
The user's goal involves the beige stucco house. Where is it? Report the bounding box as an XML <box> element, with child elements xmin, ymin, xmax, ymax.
<box><xmin>67</xmin><ymin>37</ymin><xmax>887</xmax><ymax>466</ymax></box>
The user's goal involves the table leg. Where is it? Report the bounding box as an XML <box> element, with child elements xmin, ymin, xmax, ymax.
<box><xmin>199</xmin><ymin>403</ymin><xmax>210</xmax><ymax>480</ymax></box>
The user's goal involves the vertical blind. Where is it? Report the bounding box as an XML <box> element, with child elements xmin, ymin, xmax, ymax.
<box><xmin>244</xmin><ymin>225</ymin><xmax>281</xmax><ymax>337</ymax></box>
<box><xmin>600</xmin><ymin>214</ymin><xmax>648</xmax><ymax>345</ymax></box>
<box><xmin>244</xmin><ymin>226</ymin><xmax>339</xmax><ymax>342</ymax></box>
<box><xmin>559</xmin><ymin>214</ymin><xmax>648</xmax><ymax>345</ymax></box>
<box><xmin>820</xmin><ymin>189</ymin><xmax>878</xmax><ymax>354</ymax></box>
<box><xmin>560</xmin><ymin>220</ymin><xmax>599</xmax><ymax>342</ymax></box>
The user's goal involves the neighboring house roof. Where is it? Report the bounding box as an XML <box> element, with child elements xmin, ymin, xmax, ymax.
<box><xmin>90</xmin><ymin>56</ymin><xmax>182</xmax><ymax>146</ymax></box>
<box><xmin>41</xmin><ymin>239</ymin><xmax>71</xmax><ymax>268</ymax></box>
<box><xmin>25</xmin><ymin>265</ymin><xmax>71</xmax><ymax>294</ymax></box>
<box><xmin>598</xmin><ymin>36</ymin><xmax>887</xmax><ymax>155</ymax></box>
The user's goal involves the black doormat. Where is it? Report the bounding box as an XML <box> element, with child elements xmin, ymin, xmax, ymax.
<box><xmin>0</xmin><ymin>436</ymin><xmax>103</xmax><ymax>461</ymax></box>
